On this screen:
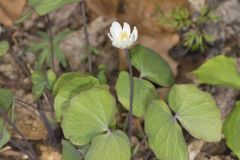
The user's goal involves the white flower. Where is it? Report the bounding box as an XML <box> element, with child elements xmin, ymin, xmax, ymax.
<box><xmin>108</xmin><ymin>21</ymin><xmax>138</xmax><ymax>49</ymax></box>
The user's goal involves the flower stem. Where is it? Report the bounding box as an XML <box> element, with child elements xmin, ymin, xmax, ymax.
<box><xmin>125</xmin><ymin>49</ymin><xmax>134</xmax><ymax>139</ymax></box>
<box><xmin>80</xmin><ymin>0</ymin><xmax>92</xmax><ymax>73</ymax></box>
<box><xmin>46</xmin><ymin>14</ymin><xmax>56</xmax><ymax>73</ymax></box>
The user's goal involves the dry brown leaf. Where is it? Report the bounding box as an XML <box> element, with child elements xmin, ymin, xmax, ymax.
<box><xmin>37</xmin><ymin>144</ymin><xmax>61</xmax><ymax>160</ymax></box>
<box><xmin>13</xmin><ymin>93</ymin><xmax>48</xmax><ymax>140</ymax></box>
<box><xmin>0</xmin><ymin>0</ymin><xmax>26</xmax><ymax>26</ymax></box>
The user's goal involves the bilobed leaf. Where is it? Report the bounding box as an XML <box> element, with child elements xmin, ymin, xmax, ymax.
<box><xmin>31</xmin><ymin>71</ymin><xmax>47</xmax><ymax>99</ymax></box>
<box><xmin>145</xmin><ymin>100</ymin><xmax>188</xmax><ymax>160</ymax></box>
<box><xmin>30</xmin><ymin>0</ymin><xmax>81</xmax><ymax>15</ymax></box>
<box><xmin>85</xmin><ymin>130</ymin><xmax>131</xmax><ymax>160</ymax></box>
<box><xmin>0</xmin><ymin>41</ymin><xmax>9</xmax><ymax>56</ymax></box>
<box><xmin>54</xmin><ymin>73</ymin><xmax>99</xmax><ymax>122</ymax></box>
<box><xmin>61</xmin><ymin>140</ymin><xmax>82</xmax><ymax>160</ymax></box>
<box><xmin>130</xmin><ymin>44</ymin><xmax>174</xmax><ymax>87</ymax></box>
<box><xmin>168</xmin><ymin>84</ymin><xmax>222</xmax><ymax>142</ymax></box>
<box><xmin>61</xmin><ymin>86</ymin><xmax>116</xmax><ymax>145</ymax></box>
<box><xmin>223</xmin><ymin>102</ymin><xmax>240</xmax><ymax>158</ymax></box>
<box><xmin>193</xmin><ymin>55</ymin><xmax>240</xmax><ymax>89</ymax></box>
<box><xmin>0</xmin><ymin>88</ymin><xmax>13</xmax><ymax>111</ymax></box>
<box><xmin>53</xmin><ymin>72</ymin><xmax>99</xmax><ymax>95</ymax></box>
<box><xmin>116</xmin><ymin>71</ymin><xmax>158</xmax><ymax>117</ymax></box>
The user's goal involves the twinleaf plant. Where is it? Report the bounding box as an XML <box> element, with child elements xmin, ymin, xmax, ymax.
<box><xmin>194</xmin><ymin>55</ymin><xmax>240</xmax><ymax>158</ymax></box>
<box><xmin>55</xmin><ymin>42</ymin><xmax>222</xmax><ymax>159</ymax></box>
<box><xmin>0</xmin><ymin>1</ymin><xmax>225</xmax><ymax>159</ymax></box>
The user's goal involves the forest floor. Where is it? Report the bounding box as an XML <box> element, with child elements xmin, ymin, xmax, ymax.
<box><xmin>0</xmin><ymin>0</ymin><xmax>240</xmax><ymax>159</ymax></box>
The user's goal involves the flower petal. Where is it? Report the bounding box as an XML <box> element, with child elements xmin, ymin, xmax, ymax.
<box><xmin>108</xmin><ymin>33</ymin><xmax>114</xmax><ymax>42</ymax></box>
<box><xmin>112</xmin><ymin>42</ymin><xmax>122</xmax><ymax>49</ymax></box>
<box><xmin>123</xmin><ymin>22</ymin><xmax>131</xmax><ymax>36</ymax></box>
<box><xmin>130</xmin><ymin>26</ymin><xmax>138</xmax><ymax>42</ymax></box>
<box><xmin>110</xmin><ymin>21</ymin><xmax>122</xmax><ymax>40</ymax></box>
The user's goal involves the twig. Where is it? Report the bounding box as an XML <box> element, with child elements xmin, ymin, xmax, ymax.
<box><xmin>125</xmin><ymin>49</ymin><xmax>134</xmax><ymax>139</ymax></box>
<box><xmin>46</xmin><ymin>14</ymin><xmax>56</xmax><ymax>73</ymax></box>
<box><xmin>0</xmin><ymin>111</ymin><xmax>38</xmax><ymax>160</ymax></box>
<box><xmin>80</xmin><ymin>0</ymin><xmax>92</xmax><ymax>73</ymax></box>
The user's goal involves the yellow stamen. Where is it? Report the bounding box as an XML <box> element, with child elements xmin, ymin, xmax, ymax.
<box><xmin>119</xmin><ymin>32</ymin><xmax>129</xmax><ymax>41</ymax></box>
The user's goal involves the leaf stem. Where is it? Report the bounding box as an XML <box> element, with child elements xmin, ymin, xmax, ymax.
<box><xmin>80</xmin><ymin>0</ymin><xmax>92</xmax><ymax>73</ymax></box>
<box><xmin>46</xmin><ymin>14</ymin><xmax>56</xmax><ymax>73</ymax></box>
<box><xmin>125</xmin><ymin>49</ymin><xmax>134</xmax><ymax>139</ymax></box>
<box><xmin>37</xmin><ymin>100</ymin><xmax>57</xmax><ymax>146</ymax></box>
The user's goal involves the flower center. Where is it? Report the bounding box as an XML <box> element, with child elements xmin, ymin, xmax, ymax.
<box><xmin>119</xmin><ymin>32</ymin><xmax>129</xmax><ymax>41</ymax></box>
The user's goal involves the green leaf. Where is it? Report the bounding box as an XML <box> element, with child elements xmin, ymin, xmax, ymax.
<box><xmin>97</xmin><ymin>64</ymin><xmax>107</xmax><ymax>84</ymax></box>
<box><xmin>53</xmin><ymin>72</ymin><xmax>99</xmax><ymax>96</ymax></box>
<box><xmin>130</xmin><ymin>44</ymin><xmax>174</xmax><ymax>87</ymax></box>
<box><xmin>31</xmin><ymin>71</ymin><xmax>47</xmax><ymax>99</ymax></box>
<box><xmin>223</xmin><ymin>102</ymin><xmax>240</xmax><ymax>158</ymax></box>
<box><xmin>116</xmin><ymin>71</ymin><xmax>158</xmax><ymax>117</ymax></box>
<box><xmin>30</xmin><ymin>0</ymin><xmax>81</xmax><ymax>15</ymax></box>
<box><xmin>0</xmin><ymin>127</ymin><xmax>10</xmax><ymax>149</ymax></box>
<box><xmin>193</xmin><ymin>55</ymin><xmax>240</xmax><ymax>89</ymax></box>
<box><xmin>46</xmin><ymin>70</ymin><xmax>57</xmax><ymax>89</ymax></box>
<box><xmin>0</xmin><ymin>41</ymin><xmax>9</xmax><ymax>56</ymax></box>
<box><xmin>54</xmin><ymin>73</ymin><xmax>99</xmax><ymax>122</ymax></box>
<box><xmin>34</xmin><ymin>48</ymin><xmax>49</xmax><ymax>70</ymax></box>
<box><xmin>0</xmin><ymin>89</ymin><xmax>13</xmax><ymax>111</ymax></box>
<box><xmin>0</xmin><ymin>119</ymin><xmax>10</xmax><ymax>149</ymax></box>
<box><xmin>61</xmin><ymin>140</ymin><xmax>82</xmax><ymax>160</ymax></box>
<box><xmin>54</xmin><ymin>30</ymin><xmax>72</xmax><ymax>44</ymax></box>
<box><xmin>168</xmin><ymin>84</ymin><xmax>222</xmax><ymax>141</ymax></box>
<box><xmin>85</xmin><ymin>130</ymin><xmax>131</xmax><ymax>160</ymax></box>
<box><xmin>61</xmin><ymin>86</ymin><xmax>117</xmax><ymax>145</ymax></box>
<box><xmin>145</xmin><ymin>100</ymin><xmax>188</xmax><ymax>160</ymax></box>
<box><xmin>54</xmin><ymin>45</ymin><xmax>67</xmax><ymax>68</ymax></box>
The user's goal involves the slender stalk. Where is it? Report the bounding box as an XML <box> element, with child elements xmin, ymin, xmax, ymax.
<box><xmin>80</xmin><ymin>0</ymin><xmax>92</xmax><ymax>73</ymax></box>
<box><xmin>0</xmin><ymin>111</ymin><xmax>38</xmax><ymax>160</ymax></box>
<box><xmin>15</xmin><ymin>100</ymin><xmax>42</xmax><ymax>120</ymax></box>
<box><xmin>9</xmin><ymin>140</ymin><xmax>33</xmax><ymax>160</ymax></box>
<box><xmin>144</xmin><ymin>150</ymin><xmax>153</xmax><ymax>160</ymax></box>
<box><xmin>15</xmin><ymin>99</ymin><xmax>52</xmax><ymax>112</ymax></box>
<box><xmin>46</xmin><ymin>14</ymin><xmax>56</xmax><ymax>73</ymax></box>
<box><xmin>37</xmin><ymin>100</ymin><xmax>57</xmax><ymax>146</ymax></box>
<box><xmin>125</xmin><ymin>49</ymin><xmax>134</xmax><ymax>138</ymax></box>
